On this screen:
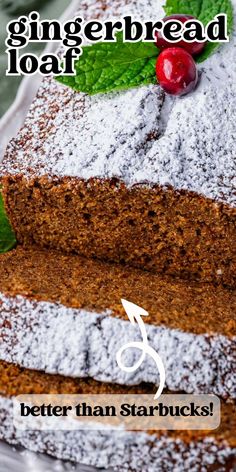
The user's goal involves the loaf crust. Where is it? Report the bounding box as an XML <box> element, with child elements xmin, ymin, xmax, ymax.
<box><xmin>1</xmin><ymin>0</ymin><xmax>236</xmax><ymax>285</ymax></box>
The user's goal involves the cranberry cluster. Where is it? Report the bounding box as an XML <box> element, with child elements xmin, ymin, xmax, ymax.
<box><xmin>155</xmin><ymin>15</ymin><xmax>206</xmax><ymax>96</ymax></box>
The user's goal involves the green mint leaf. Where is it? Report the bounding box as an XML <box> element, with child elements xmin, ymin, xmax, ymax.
<box><xmin>164</xmin><ymin>0</ymin><xmax>234</xmax><ymax>62</ymax></box>
<box><xmin>0</xmin><ymin>190</ymin><xmax>16</xmax><ymax>253</ymax></box>
<box><xmin>57</xmin><ymin>0</ymin><xmax>233</xmax><ymax>94</ymax></box>
<box><xmin>56</xmin><ymin>40</ymin><xmax>158</xmax><ymax>95</ymax></box>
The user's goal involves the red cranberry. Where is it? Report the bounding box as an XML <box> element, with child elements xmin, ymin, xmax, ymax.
<box><xmin>156</xmin><ymin>14</ymin><xmax>206</xmax><ymax>56</ymax></box>
<box><xmin>156</xmin><ymin>47</ymin><xmax>198</xmax><ymax>96</ymax></box>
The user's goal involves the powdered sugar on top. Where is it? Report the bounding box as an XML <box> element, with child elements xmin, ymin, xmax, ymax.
<box><xmin>2</xmin><ymin>0</ymin><xmax>236</xmax><ymax>206</ymax></box>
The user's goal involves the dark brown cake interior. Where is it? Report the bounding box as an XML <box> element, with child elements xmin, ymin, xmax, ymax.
<box><xmin>2</xmin><ymin>175</ymin><xmax>236</xmax><ymax>287</ymax></box>
<box><xmin>0</xmin><ymin>245</ymin><xmax>235</xmax><ymax>337</ymax></box>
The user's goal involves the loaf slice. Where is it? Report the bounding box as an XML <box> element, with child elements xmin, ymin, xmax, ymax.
<box><xmin>0</xmin><ymin>361</ymin><xmax>235</xmax><ymax>471</ymax></box>
<box><xmin>0</xmin><ymin>246</ymin><xmax>235</xmax><ymax>398</ymax></box>
<box><xmin>1</xmin><ymin>0</ymin><xmax>236</xmax><ymax>286</ymax></box>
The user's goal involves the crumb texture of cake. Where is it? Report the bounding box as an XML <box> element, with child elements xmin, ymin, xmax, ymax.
<box><xmin>0</xmin><ymin>246</ymin><xmax>235</xmax><ymax>337</ymax></box>
<box><xmin>0</xmin><ymin>247</ymin><xmax>235</xmax><ymax>399</ymax></box>
<box><xmin>1</xmin><ymin>0</ymin><xmax>236</xmax><ymax>285</ymax></box>
<box><xmin>0</xmin><ymin>362</ymin><xmax>235</xmax><ymax>472</ymax></box>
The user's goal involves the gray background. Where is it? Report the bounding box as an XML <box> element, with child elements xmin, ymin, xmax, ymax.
<box><xmin>0</xmin><ymin>0</ymin><xmax>70</xmax><ymax>117</ymax></box>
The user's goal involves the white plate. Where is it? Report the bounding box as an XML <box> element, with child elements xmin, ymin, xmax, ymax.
<box><xmin>0</xmin><ymin>441</ymin><xmax>111</xmax><ymax>472</ymax></box>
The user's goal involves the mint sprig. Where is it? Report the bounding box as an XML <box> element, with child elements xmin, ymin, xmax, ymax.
<box><xmin>56</xmin><ymin>0</ymin><xmax>233</xmax><ymax>95</ymax></box>
<box><xmin>164</xmin><ymin>0</ymin><xmax>234</xmax><ymax>62</ymax></box>
<box><xmin>57</xmin><ymin>40</ymin><xmax>158</xmax><ymax>95</ymax></box>
<box><xmin>0</xmin><ymin>190</ymin><xmax>16</xmax><ymax>253</ymax></box>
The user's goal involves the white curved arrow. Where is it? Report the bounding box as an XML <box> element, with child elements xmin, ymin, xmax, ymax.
<box><xmin>116</xmin><ymin>299</ymin><xmax>166</xmax><ymax>400</ymax></box>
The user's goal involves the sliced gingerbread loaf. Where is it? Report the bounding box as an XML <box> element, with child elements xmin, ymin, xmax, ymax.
<box><xmin>0</xmin><ymin>361</ymin><xmax>235</xmax><ymax>471</ymax></box>
<box><xmin>0</xmin><ymin>246</ymin><xmax>235</xmax><ymax>399</ymax></box>
<box><xmin>1</xmin><ymin>0</ymin><xmax>236</xmax><ymax>286</ymax></box>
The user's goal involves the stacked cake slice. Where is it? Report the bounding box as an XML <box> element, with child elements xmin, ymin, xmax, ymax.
<box><xmin>0</xmin><ymin>361</ymin><xmax>235</xmax><ymax>471</ymax></box>
<box><xmin>0</xmin><ymin>246</ymin><xmax>235</xmax><ymax>470</ymax></box>
<box><xmin>0</xmin><ymin>0</ymin><xmax>236</xmax><ymax>470</ymax></box>
<box><xmin>0</xmin><ymin>246</ymin><xmax>235</xmax><ymax>399</ymax></box>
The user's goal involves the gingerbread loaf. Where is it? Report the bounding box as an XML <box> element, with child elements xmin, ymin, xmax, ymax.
<box><xmin>0</xmin><ymin>246</ymin><xmax>235</xmax><ymax>399</ymax></box>
<box><xmin>0</xmin><ymin>361</ymin><xmax>235</xmax><ymax>471</ymax></box>
<box><xmin>1</xmin><ymin>0</ymin><xmax>236</xmax><ymax>286</ymax></box>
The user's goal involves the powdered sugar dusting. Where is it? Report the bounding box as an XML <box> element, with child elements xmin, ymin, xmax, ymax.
<box><xmin>45</xmin><ymin>86</ymin><xmax>164</xmax><ymax>179</ymax></box>
<box><xmin>0</xmin><ymin>294</ymin><xmax>235</xmax><ymax>398</ymax></box>
<box><xmin>80</xmin><ymin>0</ymin><xmax>165</xmax><ymax>21</ymax></box>
<box><xmin>2</xmin><ymin>0</ymin><xmax>236</xmax><ymax>206</ymax></box>
<box><xmin>0</xmin><ymin>396</ymin><xmax>235</xmax><ymax>472</ymax></box>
